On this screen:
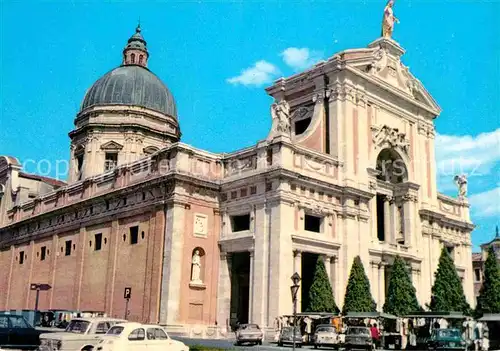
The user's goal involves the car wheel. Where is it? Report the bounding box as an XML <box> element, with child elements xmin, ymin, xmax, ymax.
<box><xmin>314</xmin><ymin>345</ymin><xmax>318</xmax><ymax>349</ymax></box>
<box><xmin>236</xmin><ymin>341</ymin><xmax>241</xmax><ymax>346</ymax></box>
<box><xmin>278</xmin><ymin>342</ymin><xmax>283</xmax><ymax>347</ymax></box>
<box><xmin>258</xmin><ymin>340</ymin><xmax>262</xmax><ymax>345</ymax></box>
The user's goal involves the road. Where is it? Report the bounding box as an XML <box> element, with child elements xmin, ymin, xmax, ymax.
<box><xmin>173</xmin><ymin>336</ymin><xmax>318</xmax><ymax>350</ymax></box>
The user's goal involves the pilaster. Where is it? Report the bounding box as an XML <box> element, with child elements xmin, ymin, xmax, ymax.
<box><xmin>293</xmin><ymin>250</ymin><xmax>302</xmax><ymax>313</ymax></box>
<box><xmin>159</xmin><ymin>201</ymin><xmax>186</xmax><ymax>325</ymax></box>
<box><xmin>216</xmin><ymin>252</ymin><xmax>232</xmax><ymax>332</ymax></box>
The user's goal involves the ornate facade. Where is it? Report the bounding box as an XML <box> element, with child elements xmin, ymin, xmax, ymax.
<box><xmin>0</xmin><ymin>25</ymin><xmax>474</xmax><ymax>337</ymax></box>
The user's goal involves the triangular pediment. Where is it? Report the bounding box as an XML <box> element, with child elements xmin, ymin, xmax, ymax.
<box><xmin>340</xmin><ymin>38</ymin><xmax>441</xmax><ymax>115</ymax></box>
<box><xmin>100</xmin><ymin>140</ymin><xmax>124</xmax><ymax>151</ymax></box>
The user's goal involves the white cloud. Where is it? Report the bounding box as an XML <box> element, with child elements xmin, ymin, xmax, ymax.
<box><xmin>226</xmin><ymin>60</ymin><xmax>279</xmax><ymax>87</ymax></box>
<box><xmin>469</xmin><ymin>186</ymin><xmax>500</xmax><ymax>218</ymax></box>
<box><xmin>435</xmin><ymin>128</ymin><xmax>500</xmax><ymax>179</ymax></box>
<box><xmin>281</xmin><ymin>47</ymin><xmax>323</xmax><ymax>71</ymax></box>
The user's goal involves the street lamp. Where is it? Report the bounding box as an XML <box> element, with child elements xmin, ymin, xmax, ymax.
<box><xmin>290</xmin><ymin>272</ymin><xmax>301</xmax><ymax>351</ymax></box>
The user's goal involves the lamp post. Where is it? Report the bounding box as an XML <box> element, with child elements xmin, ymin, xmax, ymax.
<box><xmin>290</xmin><ymin>272</ymin><xmax>301</xmax><ymax>351</ymax></box>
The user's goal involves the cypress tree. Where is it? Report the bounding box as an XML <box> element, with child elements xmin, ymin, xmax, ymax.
<box><xmin>475</xmin><ymin>246</ymin><xmax>500</xmax><ymax>317</ymax></box>
<box><xmin>306</xmin><ymin>257</ymin><xmax>339</xmax><ymax>313</ymax></box>
<box><xmin>383</xmin><ymin>255</ymin><xmax>421</xmax><ymax>316</ymax></box>
<box><xmin>429</xmin><ymin>247</ymin><xmax>471</xmax><ymax>315</ymax></box>
<box><xmin>342</xmin><ymin>256</ymin><xmax>376</xmax><ymax>314</ymax></box>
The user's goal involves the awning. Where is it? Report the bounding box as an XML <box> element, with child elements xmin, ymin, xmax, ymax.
<box><xmin>478</xmin><ymin>314</ymin><xmax>500</xmax><ymax>322</ymax></box>
<box><xmin>344</xmin><ymin>312</ymin><xmax>397</xmax><ymax>320</ymax></box>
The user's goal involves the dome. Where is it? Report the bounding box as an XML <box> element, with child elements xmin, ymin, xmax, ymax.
<box><xmin>80</xmin><ymin>65</ymin><xmax>177</xmax><ymax>118</ymax></box>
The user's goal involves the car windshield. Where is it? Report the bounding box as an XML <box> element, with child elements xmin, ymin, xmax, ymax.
<box><xmin>65</xmin><ymin>320</ymin><xmax>90</xmax><ymax>334</ymax></box>
<box><xmin>348</xmin><ymin>328</ymin><xmax>370</xmax><ymax>336</ymax></box>
<box><xmin>317</xmin><ymin>327</ymin><xmax>335</xmax><ymax>333</ymax></box>
<box><xmin>438</xmin><ymin>329</ymin><xmax>461</xmax><ymax>338</ymax></box>
<box><xmin>283</xmin><ymin>327</ymin><xmax>300</xmax><ymax>334</ymax></box>
<box><xmin>107</xmin><ymin>326</ymin><xmax>124</xmax><ymax>335</ymax></box>
<box><xmin>241</xmin><ymin>324</ymin><xmax>260</xmax><ymax>330</ymax></box>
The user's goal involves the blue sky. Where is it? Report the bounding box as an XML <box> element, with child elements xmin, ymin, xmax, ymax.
<box><xmin>0</xmin><ymin>1</ymin><xmax>498</xmax><ymax>250</ymax></box>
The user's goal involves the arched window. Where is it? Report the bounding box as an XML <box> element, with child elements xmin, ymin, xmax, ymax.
<box><xmin>190</xmin><ymin>247</ymin><xmax>206</xmax><ymax>284</ymax></box>
<box><xmin>131</xmin><ymin>53</ymin><xmax>136</xmax><ymax>64</ymax></box>
<box><xmin>139</xmin><ymin>55</ymin><xmax>144</xmax><ymax>65</ymax></box>
<box><xmin>376</xmin><ymin>148</ymin><xmax>408</xmax><ymax>184</ymax></box>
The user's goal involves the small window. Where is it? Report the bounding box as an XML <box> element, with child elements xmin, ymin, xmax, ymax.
<box><xmin>104</xmin><ymin>153</ymin><xmax>118</xmax><ymax>172</ymax></box>
<box><xmin>65</xmin><ymin>240</ymin><xmax>72</xmax><ymax>256</ymax></box>
<box><xmin>139</xmin><ymin>55</ymin><xmax>144</xmax><ymax>65</ymax></box>
<box><xmin>130</xmin><ymin>53</ymin><xmax>136</xmax><ymax>64</ymax></box>
<box><xmin>40</xmin><ymin>246</ymin><xmax>46</xmax><ymax>261</ymax></box>
<box><xmin>130</xmin><ymin>226</ymin><xmax>139</xmax><ymax>245</ymax></box>
<box><xmin>474</xmin><ymin>268</ymin><xmax>481</xmax><ymax>282</ymax></box>
<box><xmin>304</xmin><ymin>214</ymin><xmax>322</xmax><ymax>233</ymax></box>
<box><xmin>147</xmin><ymin>328</ymin><xmax>168</xmax><ymax>340</ymax></box>
<box><xmin>95</xmin><ymin>233</ymin><xmax>102</xmax><ymax>251</ymax></box>
<box><xmin>267</xmin><ymin>149</ymin><xmax>273</xmax><ymax>165</ymax></box>
<box><xmin>128</xmin><ymin>328</ymin><xmax>145</xmax><ymax>341</ymax></box>
<box><xmin>76</xmin><ymin>155</ymin><xmax>84</xmax><ymax>172</ymax></box>
<box><xmin>295</xmin><ymin>117</ymin><xmax>311</xmax><ymax>135</ymax></box>
<box><xmin>19</xmin><ymin>251</ymin><xmax>24</xmax><ymax>264</ymax></box>
<box><xmin>230</xmin><ymin>214</ymin><xmax>250</xmax><ymax>232</ymax></box>
<box><xmin>96</xmin><ymin>322</ymin><xmax>110</xmax><ymax>334</ymax></box>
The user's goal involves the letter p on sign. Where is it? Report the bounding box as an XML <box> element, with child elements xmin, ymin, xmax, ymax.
<box><xmin>124</xmin><ymin>287</ymin><xmax>132</xmax><ymax>299</ymax></box>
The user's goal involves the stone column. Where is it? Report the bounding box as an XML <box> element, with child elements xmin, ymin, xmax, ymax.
<box><xmin>378</xmin><ymin>262</ymin><xmax>386</xmax><ymax>308</ymax></box>
<box><xmin>159</xmin><ymin>201</ymin><xmax>186</xmax><ymax>325</ymax></box>
<box><xmin>383</xmin><ymin>196</ymin><xmax>391</xmax><ymax>243</ymax></box>
<box><xmin>293</xmin><ymin>250</ymin><xmax>302</xmax><ymax>313</ymax></box>
<box><xmin>248</xmin><ymin>250</ymin><xmax>254</xmax><ymax>322</ymax></box>
<box><xmin>217</xmin><ymin>252</ymin><xmax>232</xmax><ymax>332</ymax></box>
<box><xmin>329</xmin><ymin>256</ymin><xmax>337</xmax><ymax>301</ymax></box>
<box><xmin>402</xmin><ymin>195</ymin><xmax>414</xmax><ymax>246</ymax></box>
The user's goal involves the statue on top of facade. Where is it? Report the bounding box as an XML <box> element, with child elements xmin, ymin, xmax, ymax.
<box><xmin>191</xmin><ymin>249</ymin><xmax>202</xmax><ymax>283</ymax></box>
<box><xmin>269</xmin><ymin>99</ymin><xmax>291</xmax><ymax>138</ymax></box>
<box><xmin>381</xmin><ymin>0</ymin><xmax>399</xmax><ymax>39</ymax></box>
<box><xmin>454</xmin><ymin>174</ymin><xmax>468</xmax><ymax>199</ymax></box>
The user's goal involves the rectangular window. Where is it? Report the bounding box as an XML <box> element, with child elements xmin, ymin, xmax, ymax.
<box><xmin>40</xmin><ymin>246</ymin><xmax>46</xmax><ymax>261</ymax></box>
<box><xmin>65</xmin><ymin>240</ymin><xmax>72</xmax><ymax>256</ymax></box>
<box><xmin>474</xmin><ymin>268</ymin><xmax>481</xmax><ymax>282</ymax></box>
<box><xmin>130</xmin><ymin>226</ymin><xmax>139</xmax><ymax>245</ymax></box>
<box><xmin>19</xmin><ymin>251</ymin><xmax>24</xmax><ymax>264</ymax></box>
<box><xmin>230</xmin><ymin>214</ymin><xmax>251</xmax><ymax>232</ymax></box>
<box><xmin>376</xmin><ymin>194</ymin><xmax>385</xmax><ymax>241</ymax></box>
<box><xmin>104</xmin><ymin>153</ymin><xmax>118</xmax><ymax>172</ymax></box>
<box><xmin>95</xmin><ymin>233</ymin><xmax>103</xmax><ymax>251</ymax></box>
<box><xmin>304</xmin><ymin>214</ymin><xmax>322</xmax><ymax>233</ymax></box>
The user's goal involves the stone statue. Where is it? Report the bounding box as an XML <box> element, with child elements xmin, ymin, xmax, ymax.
<box><xmin>381</xmin><ymin>0</ymin><xmax>399</xmax><ymax>38</ymax></box>
<box><xmin>270</xmin><ymin>99</ymin><xmax>291</xmax><ymax>137</ymax></box>
<box><xmin>454</xmin><ymin>175</ymin><xmax>468</xmax><ymax>198</ymax></box>
<box><xmin>191</xmin><ymin>250</ymin><xmax>202</xmax><ymax>283</ymax></box>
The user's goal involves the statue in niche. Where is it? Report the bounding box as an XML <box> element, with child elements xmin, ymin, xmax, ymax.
<box><xmin>270</xmin><ymin>99</ymin><xmax>291</xmax><ymax>137</ymax></box>
<box><xmin>191</xmin><ymin>250</ymin><xmax>202</xmax><ymax>283</ymax></box>
<box><xmin>381</xmin><ymin>0</ymin><xmax>399</xmax><ymax>39</ymax></box>
<box><xmin>454</xmin><ymin>175</ymin><xmax>468</xmax><ymax>198</ymax></box>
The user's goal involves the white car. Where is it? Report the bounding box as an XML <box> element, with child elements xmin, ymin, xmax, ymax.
<box><xmin>95</xmin><ymin>322</ymin><xmax>189</xmax><ymax>351</ymax></box>
<box><xmin>39</xmin><ymin>317</ymin><xmax>126</xmax><ymax>351</ymax></box>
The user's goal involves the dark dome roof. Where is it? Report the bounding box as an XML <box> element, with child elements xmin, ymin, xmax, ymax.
<box><xmin>81</xmin><ymin>65</ymin><xmax>177</xmax><ymax>117</ymax></box>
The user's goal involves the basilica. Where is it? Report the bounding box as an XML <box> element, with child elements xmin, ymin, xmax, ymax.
<box><xmin>0</xmin><ymin>19</ymin><xmax>475</xmax><ymax>337</ymax></box>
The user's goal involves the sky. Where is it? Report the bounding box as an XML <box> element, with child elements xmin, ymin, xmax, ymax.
<box><xmin>0</xmin><ymin>0</ymin><xmax>498</xmax><ymax>250</ymax></box>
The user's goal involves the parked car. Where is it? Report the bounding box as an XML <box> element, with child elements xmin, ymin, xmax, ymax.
<box><xmin>426</xmin><ymin>328</ymin><xmax>466</xmax><ymax>351</ymax></box>
<box><xmin>38</xmin><ymin>317</ymin><xmax>125</xmax><ymax>351</ymax></box>
<box><xmin>0</xmin><ymin>313</ymin><xmax>42</xmax><ymax>350</ymax></box>
<box><xmin>313</xmin><ymin>324</ymin><xmax>339</xmax><ymax>349</ymax></box>
<box><xmin>235</xmin><ymin>323</ymin><xmax>263</xmax><ymax>345</ymax></box>
<box><xmin>278</xmin><ymin>326</ymin><xmax>302</xmax><ymax>348</ymax></box>
<box><xmin>344</xmin><ymin>326</ymin><xmax>373</xmax><ymax>350</ymax></box>
<box><xmin>95</xmin><ymin>322</ymin><xmax>189</xmax><ymax>351</ymax></box>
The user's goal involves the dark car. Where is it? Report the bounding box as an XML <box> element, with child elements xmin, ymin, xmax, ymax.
<box><xmin>427</xmin><ymin>328</ymin><xmax>466</xmax><ymax>350</ymax></box>
<box><xmin>278</xmin><ymin>326</ymin><xmax>303</xmax><ymax>348</ymax></box>
<box><xmin>0</xmin><ymin>313</ymin><xmax>42</xmax><ymax>350</ymax></box>
<box><xmin>345</xmin><ymin>326</ymin><xmax>373</xmax><ymax>350</ymax></box>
